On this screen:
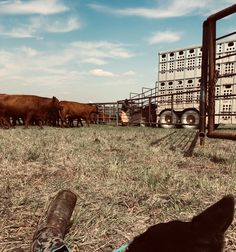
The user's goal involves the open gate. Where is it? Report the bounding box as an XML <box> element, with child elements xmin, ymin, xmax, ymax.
<box><xmin>199</xmin><ymin>4</ymin><xmax>236</xmax><ymax>145</ymax></box>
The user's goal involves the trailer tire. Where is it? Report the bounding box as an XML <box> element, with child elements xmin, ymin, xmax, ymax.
<box><xmin>159</xmin><ymin>110</ymin><xmax>178</xmax><ymax>128</ymax></box>
<box><xmin>181</xmin><ymin>109</ymin><xmax>199</xmax><ymax>129</ymax></box>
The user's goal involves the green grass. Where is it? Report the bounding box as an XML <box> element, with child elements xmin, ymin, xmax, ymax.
<box><xmin>0</xmin><ymin>125</ymin><xmax>235</xmax><ymax>251</ymax></box>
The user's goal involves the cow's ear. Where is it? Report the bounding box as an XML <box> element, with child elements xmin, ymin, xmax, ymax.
<box><xmin>192</xmin><ymin>195</ymin><xmax>235</xmax><ymax>233</ymax></box>
<box><xmin>52</xmin><ymin>96</ymin><xmax>57</xmax><ymax>101</ymax></box>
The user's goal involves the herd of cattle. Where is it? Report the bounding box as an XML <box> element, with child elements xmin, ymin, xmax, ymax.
<box><xmin>0</xmin><ymin>93</ymin><xmax>158</xmax><ymax>129</ymax></box>
<box><xmin>0</xmin><ymin>94</ymin><xmax>99</xmax><ymax>129</ymax></box>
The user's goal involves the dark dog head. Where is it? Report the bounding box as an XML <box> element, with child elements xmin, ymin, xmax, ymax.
<box><xmin>126</xmin><ymin>195</ymin><xmax>235</xmax><ymax>252</ymax></box>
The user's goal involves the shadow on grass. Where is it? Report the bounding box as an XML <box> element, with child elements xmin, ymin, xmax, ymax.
<box><xmin>209</xmin><ymin>155</ymin><xmax>228</xmax><ymax>164</ymax></box>
<box><xmin>150</xmin><ymin>131</ymin><xmax>177</xmax><ymax>146</ymax></box>
<box><xmin>150</xmin><ymin>130</ymin><xmax>199</xmax><ymax>157</ymax></box>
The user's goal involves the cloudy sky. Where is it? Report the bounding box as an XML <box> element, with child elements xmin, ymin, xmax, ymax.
<box><xmin>0</xmin><ymin>0</ymin><xmax>236</xmax><ymax>102</ymax></box>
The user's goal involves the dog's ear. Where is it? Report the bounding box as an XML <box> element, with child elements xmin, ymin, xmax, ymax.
<box><xmin>192</xmin><ymin>195</ymin><xmax>235</xmax><ymax>233</ymax></box>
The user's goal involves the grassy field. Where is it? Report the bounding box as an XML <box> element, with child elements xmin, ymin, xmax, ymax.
<box><xmin>0</xmin><ymin>125</ymin><xmax>236</xmax><ymax>252</ymax></box>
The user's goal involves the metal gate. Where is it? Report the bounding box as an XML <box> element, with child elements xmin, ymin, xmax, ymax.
<box><xmin>199</xmin><ymin>4</ymin><xmax>236</xmax><ymax>144</ymax></box>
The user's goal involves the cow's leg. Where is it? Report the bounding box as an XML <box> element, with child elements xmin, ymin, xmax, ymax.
<box><xmin>69</xmin><ymin>118</ymin><xmax>74</xmax><ymax>127</ymax></box>
<box><xmin>76</xmin><ymin>118</ymin><xmax>83</xmax><ymax>127</ymax></box>
<box><xmin>59</xmin><ymin>110</ymin><xmax>66</xmax><ymax>128</ymax></box>
<box><xmin>60</xmin><ymin>115</ymin><xmax>68</xmax><ymax>128</ymax></box>
<box><xmin>38</xmin><ymin>118</ymin><xmax>43</xmax><ymax>129</ymax></box>
<box><xmin>3</xmin><ymin>116</ymin><xmax>11</xmax><ymax>129</ymax></box>
<box><xmin>59</xmin><ymin>116</ymin><xmax>65</xmax><ymax>127</ymax></box>
<box><xmin>85</xmin><ymin>116</ymin><xmax>90</xmax><ymax>127</ymax></box>
<box><xmin>80</xmin><ymin>119</ymin><xmax>83</xmax><ymax>127</ymax></box>
<box><xmin>24</xmin><ymin>112</ymin><xmax>34</xmax><ymax>128</ymax></box>
<box><xmin>18</xmin><ymin>118</ymin><xmax>23</xmax><ymax>125</ymax></box>
<box><xmin>0</xmin><ymin>118</ymin><xmax>6</xmax><ymax>128</ymax></box>
<box><xmin>0</xmin><ymin>116</ymin><xmax>11</xmax><ymax>129</ymax></box>
<box><xmin>11</xmin><ymin>117</ymin><xmax>17</xmax><ymax>126</ymax></box>
<box><xmin>7</xmin><ymin>117</ymin><xmax>12</xmax><ymax>128</ymax></box>
<box><xmin>0</xmin><ymin>118</ymin><xmax>3</xmax><ymax>128</ymax></box>
<box><xmin>65</xmin><ymin>117</ymin><xmax>70</xmax><ymax>128</ymax></box>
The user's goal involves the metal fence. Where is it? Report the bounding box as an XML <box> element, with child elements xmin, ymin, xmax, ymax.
<box><xmin>199</xmin><ymin>4</ymin><xmax>236</xmax><ymax>144</ymax></box>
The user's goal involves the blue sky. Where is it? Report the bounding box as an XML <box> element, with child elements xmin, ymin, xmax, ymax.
<box><xmin>0</xmin><ymin>0</ymin><xmax>235</xmax><ymax>102</ymax></box>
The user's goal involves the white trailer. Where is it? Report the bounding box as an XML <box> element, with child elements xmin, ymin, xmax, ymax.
<box><xmin>156</xmin><ymin>40</ymin><xmax>236</xmax><ymax>128</ymax></box>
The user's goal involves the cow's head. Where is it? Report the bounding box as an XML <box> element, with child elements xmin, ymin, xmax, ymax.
<box><xmin>52</xmin><ymin>96</ymin><xmax>59</xmax><ymax>103</ymax></box>
<box><xmin>126</xmin><ymin>195</ymin><xmax>234</xmax><ymax>252</ymax></box>
<box><xmin>51</xmin><ymin>96</ymin><xmax>60</xmax><ymax>108</ymax></box>
<box><xmin>91</xmin><ymin>104</ymin><xmax>99</xmax><ymax>114</ymax></box>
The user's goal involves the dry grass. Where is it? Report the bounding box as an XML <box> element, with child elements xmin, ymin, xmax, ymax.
<box><xmin>0</xmin><ymin>125</ymin><xmax>236</xmax><ymax>251</ymax></box>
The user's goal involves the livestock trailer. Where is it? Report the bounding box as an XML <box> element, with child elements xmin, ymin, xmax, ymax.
<box><xmin>156</xmin><ymin>39</ymin><xmax>236</xmax><ymax>128</ymax></box>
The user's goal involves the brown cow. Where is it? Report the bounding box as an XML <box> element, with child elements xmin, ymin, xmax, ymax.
<box><xmin>0</xmin><ymin>94</ymin><xmax>12</xmax><ymax>128</ymax></box>
<box><xmin>0</xmin><ymin>94</ymin><xmax>60</xmax><ymax>128</ymax></box>
<box><xmin>59</xmin><ymin>101</ymin><xmax>98</xmax><ymax>127</ymax></box>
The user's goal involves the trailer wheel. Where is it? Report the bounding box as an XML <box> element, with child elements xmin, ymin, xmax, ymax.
<box><xmin>181</xmin><ymin>109</ymin><xmax>199</xmax><ymax>129</ymax></box>
<box><xmin>159</xmin><ymin>110</ymin><xmax>178</xmax><ymax>128</ymax></box>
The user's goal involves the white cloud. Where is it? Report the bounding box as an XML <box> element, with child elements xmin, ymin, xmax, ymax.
<box><xmin>0</xmin><ymin>41</ymin><xmax>135</xmax><ymax>86</ymax></box>
<box><xmin>0</xmin><ymin>45</ymin><xmax>140</xmax><ymax>101</ymax></box>
<box><xmin>20</xmin><ymin>46</ymin><xmax>40</xmax><ymax>57</ymax></box>
<box><xmin>0</xmin><ymin>22</ymin><xmax>38</xmax><ymax>38</ymax></box>
<box><xmin>30</xmin><ymin>16</ymin><xmax>81</xmax><ymax>33</ymax></box>
<box><xmin>89</xmin><ymin>0</ymin><xmax>236</xmax><ymax>19</ymax></box>
<box><xmin>0</xmin><ymin>0</ymin><xmax>69</xmax><ymax>15</ymax></box>
<box><xmin>46</xmin><ymin>17</ymin><xmax>81</xmax><ymax>33</ymax></box>
<box><xmin>147</xmin><ymin>31</ymin><xmax>182</xmax><ymax>45</ymax></box>
<box><xmin>83</xmin><ymin>58</ymin><xmax>108</xmax><ymax>65</ymax></box>
<box><xmin>123</xmin><ymin>70</ymin><xmax>136</xmax><ymax>76</ymax></box>
<box><xmin>0</xmin><ymin>16</ymin><xmax>81</xmax><ymax>38</ymax></box>
<box><xmin>70</xmin><ymin>41</ymin><xmax>135</xmax><ymax>65</ymax></box>
<box><xmin>89</xmin><ymin>69</ymin><xmax>136</xmax><ymax>77</ymax></box>
<box><xmin>0</xmin><ymin>29</ymin><xmax>35</xmax><ymax>38</ymax></box>
<box><xmin>90</xmin><ymin>69</ymin><xmax>116</xmax><ymax>77</ymax></box>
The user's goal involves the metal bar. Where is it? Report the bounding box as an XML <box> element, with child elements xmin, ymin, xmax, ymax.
<box><xmin>207</xmin><ymin>4</ymin><xmax>236</xmax><ymax>21</ymax></box>
<box><xmin>199</xmin><ymin>20</ymin><xmax>209</xmax><ymax>144</ymax></box>
<box><xmin>217</xmin><ymin>72</ymin><xmax>236</xmax><ymax>78</ymax></box>
<box><xmin>130</xmin><ymin>92</ymin><xmax>140</xmax><ymax>99</ymax></box>
<box><xmin>216</xmin><ymin>94</ymin><xmax>236</xmax><ymax>98</ymax></box>
<box><xmin>142</xmin><ymin>87</ymin><xmax>152</xmax><ymax>93</ymax></box>
<box><xmin>207</xmin><ymin>19</ymin><xmax>216</xmax><ymax>134</ymax></box>
<box><xmin>116</xmin><ymin>102</ymin><xmax>119</xmax><ymax>126</ymax></box>
<box><xmin>93</xmin><ymin>102</ymin><xmax>117</xmax><ymax>105</ymax></box>
<box><xmin>148</xmin><ymin>97</ymin><xmax>151</xmax><ymax>126</ymax></box>
<box><xmin>215</xmin><ymin>52</ymin><xmax>236</xmax><ymax>60</ymax></box>
<box><xmin>132</xmin><ymin>122</ymin><xmax>200</xmax><ymax>126</ymax></box>
<box><xmin>158</xmin><ymin>123</ymin><xmax>199</xmax><ymax>126</ymax></box>
<box><xmin>216</xmin><ymin>31</ymin><xmax>236</xmax><ymax>41</ymax></box>
<box><xmin>214</xmin><ymin>113</ymin><xmax>236</xmax><ymax>116</ymax></box>
<box><xmin>207</xmin><ymin>131</ymin><xmax>236</xmax><ymax>140</ymax></box>
<box><xmin>117</xmin><ymin>89</ymin><xmax>201</xmax><ymax>103</ymax></box>
<box><xmin>171</xmin><ymin>94</ymin><xmax>174</xmax><ymax>125</ymax></box>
